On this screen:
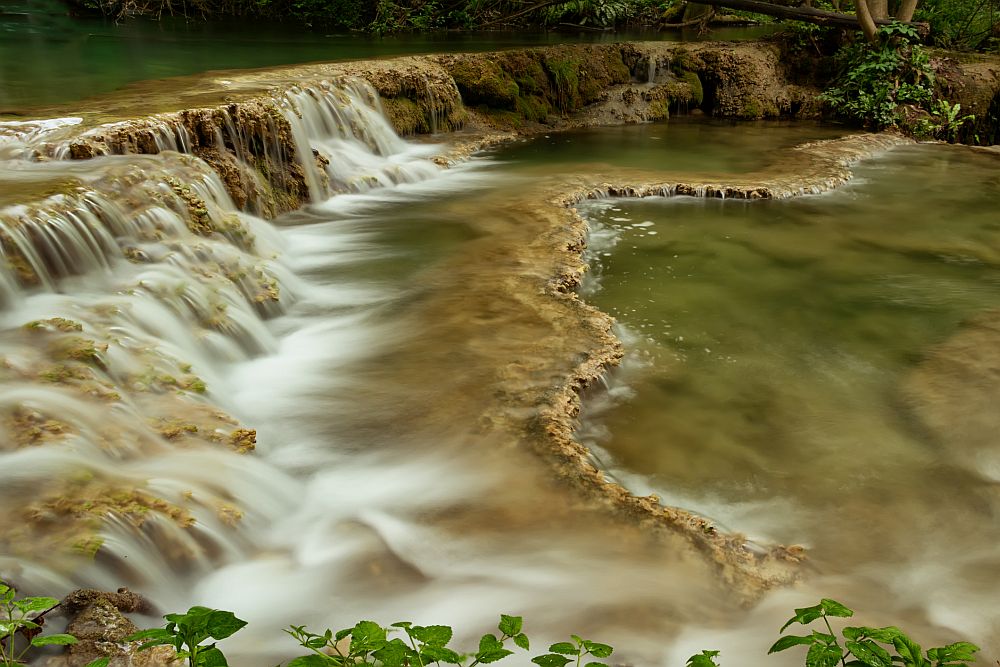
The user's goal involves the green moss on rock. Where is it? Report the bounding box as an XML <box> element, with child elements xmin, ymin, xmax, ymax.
<box><xmin>450</xmin><ymin>60</ymin><xmax>520</xmax><ymax>110</ymax></box>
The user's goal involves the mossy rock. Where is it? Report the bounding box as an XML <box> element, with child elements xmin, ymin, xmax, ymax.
<box><xmin>381</xmin><ymin>97</ymin><xmax>431</xmax><ymax>135</ymax></box>
<box><xmin>480</xmin><ymin>108</ymin><xmax>524</xmax><ymax>130</ymax></box>
<box><xmin>516</xmin><ymin>94</ymin><xmax>552</xmax><ymax>123</ymax></box>
<box><xmin>449</xmin><ymin>59</ymin><xmax>520</xmax><ymax>110</ymax></box>
<box><xmin>681</xmin><ymin>71</ymin><xmax>705</xmax><ymax>107</ymax></box>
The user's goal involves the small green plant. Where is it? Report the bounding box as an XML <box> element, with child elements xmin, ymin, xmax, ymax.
<box><xmin>285</xmin><ymin>615</ymin><xmax>614</xmax><ymax>667</ymax></box>
<box><xmin>530</xmin><ymin>634</ymin><xmax>614</xmax><ymax>667</ymax></box>
<box><xmin>126</xmin><ymin>606</ymin><xmax>247</xmax><ymax>667</ymax></box>
<box><xmin>915</xmin><ymin>99</ymin><xmax>976</xmax><ymax>141</ymax></box>
<box><xmin>0</xmin><ymin>583</ymin><xmax>80</xmax><ymax>667</ymax></box>
<box><xmin>285</xmin><ymin>614</ymin><xmax>529</xmax><ymax>666</ymax></box>
<box><xmin>768</xmin><ymin>598</ymin><xmax>980</xmax><ymax>667</ymax></box>
<box><xmin>820</xmin><ymin>22</ymin><xmax>935</xmax><ymax>131</ymax></box>
<box><xmin>686</xmin><ymin>650</ymin><xmax>721</xmax><ymax>667</ymax></box>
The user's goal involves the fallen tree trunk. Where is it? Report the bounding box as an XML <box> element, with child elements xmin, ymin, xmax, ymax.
<box><xmin>685</xmin><ymin>0</ymin><xmax>922</xmax><ymax>31</ymax></box>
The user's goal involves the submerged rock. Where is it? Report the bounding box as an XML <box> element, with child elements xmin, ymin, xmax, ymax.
<box><xmin>901</xmin><ymin>310</ymin><xmax>1000</xmax><ymax>477</ymax></box>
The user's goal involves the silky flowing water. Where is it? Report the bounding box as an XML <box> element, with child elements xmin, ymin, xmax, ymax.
<box><xmin>0</xmin><ymin>76</ymin><xmax>998</xmax><ymax>667</ymax></box>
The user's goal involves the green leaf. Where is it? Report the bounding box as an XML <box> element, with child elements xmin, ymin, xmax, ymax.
<box><xmin>84</xmin><ymin>659</ymin><xmax>111</xmax><ymax>667</ymax></box>
<box><xmin>390</xmin><ymin>622</ymin><xmax>412</xmax><ymax>629</ymax></box>
<box><xmin>199</xmin><ymin>646</ymin><xmax>229</xmax><ymax>667</ymax></box>
<box><xmin>820</xmin><ymin>599</ymin><xmax>854</xmax><ymax>619</ymax></box>
<box><xmin>15</xmin><ymin>596</ymin><xmax>59</xmax><ymax>613</ymax></box>
<box><xmin>811</xmin><ymin>631</ymin><xmax>838</xmax><ymax>646</ymax></box>
<box><xmin>350</xmin><ymin>620</ymin><xmax>387</xmax><ymax>654</ymax></box>
<box><xmin>781</xmin><ymin>603</ymin><xmax>825</xmax><ymax>632</ymax></box>
<box><xmin>844</xmin><ymin>627</ymin><xmax>904</xmax><ymax>644</ymax></box>
<box><xmin>0</xmin><ymin>620</ymin><xmax>20</xmax><ymax>634</ymax></box>
<box><xmin>138</xmin><ymin>638</ymin><xmax>175</xmax><ymax>652</ymax></box>
<box><xmin>548</xmin><ymin>642</ymin><xmax>579</xmax><ymax>655</ymax></box>
<box><xmin>421</xmin><ymin>646</ymin><xmax>463</xmax><ymax>664</ymax></box>
<box><xmin>480</xmin><ymin>633</ymin><xmax>502</xmax><ymax>652</ymax></box>
<box><xmin>769</xmin><ymin>635</ymin><xmax>816</xmax><ymax>654</ymax></box>
<box><xmin>846</xmin><ymin>639</ymin><xmax>893</xmax><ymax>667</ymax></box>
<box><xmin>498</xmin><ymin>615</ymin><xmax>523</xmax><ymax>637</ymax></box>
<box><xmin>532</xmin><ymin>654</ymin><xmax>573</xmax><ymax>667</ymax></box>
<box><xmin>411</xmin><ymin>624</ymin><xmax>452</xmax><ymax>647</ymax></box>
<box><xmin>475</xmin><ymin>648</ymin><xmax>513</xmax><ymax>664</ymax></box>
<box><xmin>893</xmin><ymin>635</ymin><xmax>928</xmax><ymax>667</ymax></box>
<box><xmin>927</xmin><ymin>641</ymin><xmax>979</xmax><ymax>664</ymax></box>
<box><xmin>126</xmin><ymin>628</ymin><xmax>175</xmax><ymax>643</ymax></box>
<box><xmin>287</xmin><ymin>656</ymin><xmax>335</xmax><ymax>667</ymax></box>
<box><xmin>582</xmin><ymin>641</ymin><xmax>613</xmax><ymax>658</ymax></box>
<box><xmin>687</xmin><ymin>650</ymin><xmax>721</xmax><ymax>667</ymax></box>
<box><xmin>373</xmin><ymin>638</ymin><xmax>411</xmax><ymax>667</ymax></box>
<box><xmin>206</xmin><ymin>610</ymin><xmax>247</xmax><ymax>640</ymax></box>
<box><xmin>806</xmin><ymin>642</ymin><xmax>842</xmax><ymax>667</ymax></box>
<box><xmin>513</xmin><ymin>633</ymin><xmax>530</xmax><ymax>650</ymax></box>
<box><xmin>335</xmin><ymin>628</ymin><xmax>352</xmax><ymax>642</ymax></box>
<box><xmin>374</xmin><ymin>638</ymin><xmax>412</xmax><ymax>667</ymax></box>
<box><xmin>31</xmin><ymin>633</ymin><xmax>79</xmax><ymax>647</ymax></box>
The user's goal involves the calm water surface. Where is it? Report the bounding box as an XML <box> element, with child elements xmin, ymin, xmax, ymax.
<box><xmin>0</xmin><ymin>0</ymin><xmax>778</xmax><ymax>109</ymax></box>
<box><xmin>574</xmin><ymin>144</ymin><xmax>1000</xmax><ymax>658</ymax></box>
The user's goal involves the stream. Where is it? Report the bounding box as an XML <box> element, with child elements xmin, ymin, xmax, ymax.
<box><xmin>0</xmin><ymin>67</ymin><xmax>998</xmax><ymax>666</ymax></box>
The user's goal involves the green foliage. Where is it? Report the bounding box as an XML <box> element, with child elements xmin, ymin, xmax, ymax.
<box><xmin>285</xmin><ymin>614</ymin><xmax>529</xmax><ymax>666</ymax></box>
<box><xmin>542</xmin><ymin>0</ymin><xmax>631</xmax><ymax>27</ymax></box>
<box><xmin>285</xmin><ymin>615</ymin><xmax>615</xmax><ymax>667</ymax></box>
<box><xmin>67</xmin><ymin>0</ymin><xmax>663</xmax><ymax>30</ymax></box>
<box><xmin>913</xmin><ymin>99</ymin><xmax>976</xmax><ymax>140</ymax></box>
<box><xmin>686</xmin><ymin>650</ymin><xmax>721</xmax><ymax>667</ymax></box>
<box><xmin>768</xmin><ymin>599</ymin><xmax>980</xmax><ymax>667</ymax></box>
<box><xmin>917</xmin><ymin>0</ymin><xmax>1000</xmax><ymax>49</ymax></box>
<box><xmin>531</xmin><ymin>634</ymin><xmax>614</xmax><ymax>667</ymax></box>
<box><xmin>820</xmin><ymin>22</ymin><xmax>936</xmax><ymax>130</ymax></box>
<box><xmin>126</xmin><ymin>606</ymin><xmax>247</xmax><ymax>667</ymax></box>
<box><xmin>0</xmin><ymin>582</ymin><xmax>84</xmax><ymax>667</ymax></box>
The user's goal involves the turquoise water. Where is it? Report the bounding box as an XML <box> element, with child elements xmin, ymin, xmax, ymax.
<box><xmin>0</xmin><ymin>1</ymin><xmax>778</xmax><ymax>109</ymax></box>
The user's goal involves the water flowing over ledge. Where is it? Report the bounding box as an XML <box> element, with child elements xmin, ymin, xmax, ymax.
<box><xmin>0</xmin><ymin>43</ymin><xmax>958</xmax><ymax>652</ymax></box>
<box><xmin>531</xmin><ymin>131</ymin><xmax>913</xmax><ymax>597</ymax></box>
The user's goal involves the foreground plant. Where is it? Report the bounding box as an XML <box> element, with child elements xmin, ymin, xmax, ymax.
<box><xmin>127</xmin><ymin>605</ymin><xmax>247</xmax><ymax>667</ymax></box>
<box><xmin>286</xmin><ymin>615</ymin><xmax>614</xmax><ymax>667</ymax></box>
<box><xmin>686</xmin><ymin>650</ymin><xmax>721</xmax><ymax>667</ymax></box>
<box><xmin>768</xmin><ymin>598</ymin><xmax>980</xmax><ymax>667</ymax></box>
<box><xmin>0</xmin><ymin>583</ymin><xmax>80</xmax><ymax>667</ymax></box>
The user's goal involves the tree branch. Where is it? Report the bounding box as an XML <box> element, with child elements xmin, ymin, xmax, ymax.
<box><xmin>685</xmin><ymin>0</ymin><xmax>919</xmax><ymax>31</ymax></box>
<box><xmin>476</xmin><ymin>0</ymin><xmax>567</xmax><ymax>27</ymax></box>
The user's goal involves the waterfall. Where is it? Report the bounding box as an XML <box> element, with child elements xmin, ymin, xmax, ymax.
<box><xmin>0</xmin><ymin>78</ymin><xmax>456</xmax><ymax>610</ymax></box>
<box><xmin>280</xmin><ymin>81</ymin><xmax>441</xmax><ymax>202</ymax></box>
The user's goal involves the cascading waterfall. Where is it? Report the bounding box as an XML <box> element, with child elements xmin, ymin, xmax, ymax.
<box><xmin>280</xmin><ymin>81</ymin><xmax>441</xmax><ymax>202</ymax></box>
<box><xmin>0</xmin><ymin>79</ymin><xmax>461</xmax><ymax>621</ymax></box>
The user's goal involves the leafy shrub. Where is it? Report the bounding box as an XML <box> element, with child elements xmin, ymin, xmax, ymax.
<box><xmin>768</xmin><ymin>598</ymin><xmax>979</xmax><ymax>667</ymax></box>
<box><xmin>284</xmin><ymin>614</ymin><xmax>615</xmax><ymax>667</ymax></box>
<box><xmin>820</xmin><ymin>22</ymin><xmax>934</xmax><ymax>130</ymax></box>
<box><xmin>126</xmin><ymin>606</ymin><xmax>247</xmax><ymax>667</ymax></box>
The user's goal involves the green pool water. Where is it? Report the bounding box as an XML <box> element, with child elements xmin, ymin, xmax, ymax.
<box><xmin>575</xmin><ymin>143</ymin><xmax>1000</xmax><ymax>650</ymax></box>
